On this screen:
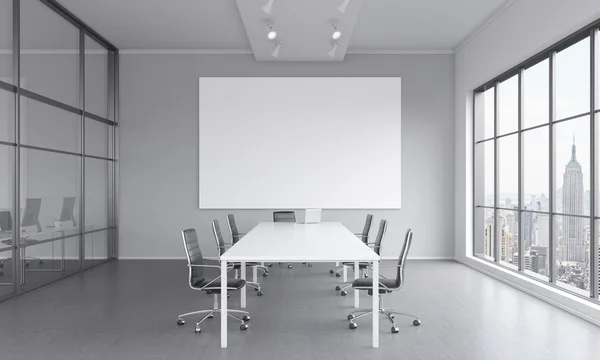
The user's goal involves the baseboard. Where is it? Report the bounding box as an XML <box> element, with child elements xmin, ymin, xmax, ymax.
<box><xmin>117</xmin><ymin>256</ymin><xmax>455</xmax><ymax>260</ymax></box>
<box><xmin>117</xmin><ymin>256</ymin><xmax>187</xmax><ymax>260</ymax></box>
<box><xmin>459</xmin><ymin>258</ymin><xmax>600</xmax><ymax>327</ymax></box>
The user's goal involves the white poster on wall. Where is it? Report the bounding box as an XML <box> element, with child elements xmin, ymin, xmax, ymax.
<box><xmin>198</xmin><ymin>77</ymin><xmax>401</xmax><ymax>209</ymax></box>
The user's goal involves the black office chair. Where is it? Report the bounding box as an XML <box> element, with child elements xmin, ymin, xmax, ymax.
<box><xmin>271</xmin><ymin>211</ymin><xmax>295</xmax><ymax>269</ymax></box>
<box><xmin>330</xmin><ymin>214</ymin><xmax>373</xmax><ymax>276</ymax></box>
<box><xmin>335</xmin><ymin>219</ymin><xmax>387</xmax><ymax>296</ymax></box>
<box><xmin>177</xmin><ymin>228</ymin><xmax>250</xmax><ymax>334</ymax></box>
<box><xmin>226</xmin><ymin>214</ymin><xmax>268</xmax><ymax>277</ymax></box>
<box><xmin>346</xmin><ymin>229</ymin><xmax>421</xmax><ymax>333</ymax></box>
<box><xmin>213</xmin><ymin>220</ymin><xmax>264</xmax><ymax>296</ymax></box>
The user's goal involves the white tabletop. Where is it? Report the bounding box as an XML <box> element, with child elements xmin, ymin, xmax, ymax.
<box><xmin>221</xmin><ymin>222</ymin><xmax>379</xmax><ymax>262</ymax></box>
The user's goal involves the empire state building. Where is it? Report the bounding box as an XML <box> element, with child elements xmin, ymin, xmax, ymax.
<box><xmin>560</xmin><ymin>140</ymin><xmax>585</xmax><ymax>262</ymax></box>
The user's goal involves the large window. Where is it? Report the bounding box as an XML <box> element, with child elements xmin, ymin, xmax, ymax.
<box><xmin>0</xmin><ymin>0</ymin><xmax>118</xmax><ymax>301</ymax></box>
<box><xmin>474</xmin><ymin>25</ymin><xmax>600</xmax><ymax>301</ymax></box>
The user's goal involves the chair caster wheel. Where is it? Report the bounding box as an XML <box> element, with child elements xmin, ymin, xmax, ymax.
<box><xmin>347</xmin><ymin>314</ymin><xmax>355</xmax><ymax>321</ymax></box>
<box><xmin>195</xmin><ymin>328</ymin><xmax>201</xmax><ymax>334</ymax></box>
<box><xmin>177</xmin><ymin>319</ymin><xmax>185</xmax><ymax>326</ymax></box>
<box><xmin>349</xmin><ymin>322</ymin><xmax>357</xmax><ymax>330</ymax></box>
<box><xmin>208</xmin><ymin>314</ymin><xmax>214</xmax><ymax>319</ymax></box>
<box><xmin>262</xmin><ymin>272</ymin><xmax>268</xmax><ymax>277</ymax></box>
<box><xmin>413</xmin><ymin>319</ymin><xmax>421</xmax><ymax>326</ymax></box>
<box><xmin>39</xmin><ymin>260</ymin><xmax>43</xmax><ymax>265</ymax></box>
<box><xmin>340</xmin><ymin>290</ymin><xmax>347</xmax><ymax>296</ymax></box>
<box><xmin>240</xmin><ymin>324</ymin><xmax>249</xmax><ymax>331</ymax></box>
<box><xmin>25</xmin><ymin>262</ymin><xmax>30</xmax><ymax>268</ymax></box>
<box><xmin>335</xmin><ymin>273</ymin><xmax>341</xmax><ymax>278</ymax></box>
<box><xmin>257</xmin><ymin>290</ymin><xmax>264</xmax><ymax>296</ymax></box>
<box><xmin>329</xmin><ymin>269</ymin><xmax>334</xmax><ymax>274</ymax></box>
<box><xmin>389</xmin><ymin>314</ymin><xmax>395</xmax><ymax>319</ymax></box>
<box><xmin>268</xmin><ymin>264</ymin><xmax>273</xmax><ymax>268</ymax></box>
<box><xmin>227</xmin><ymin>294</ymin><xmax>230</xmax><ymax>298</ymax></box>
<box><xmin>243</xmin><ymin>315</ymin><xmax>250</xmax><ymax>322</ymax></box>
<box><xmin>308</xmin><ymin>263</ymin><xmax>312</xmax><ymax>267</ymax></box>
<box><xmin>288</xmin><ymin>265</ymin><xmax>292</xmax><ymax>269</ymax></box>
<box><xmin>335</xmin><ymin>285</ymin><xmax>341</xmax><ymax>291</ymax></box>
<box><xmin>391</xmin><ymin>326</ymin><xmax>399</xmax><ymax>334</ymax></box>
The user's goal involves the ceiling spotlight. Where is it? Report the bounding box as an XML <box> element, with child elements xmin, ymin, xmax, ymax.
<box><xmin>272</xmin><ymin>42</ymin><xmax>282</xmax><ymax>58</ymax></box>
<box><xmin>331</xmin><ymin>22</ymin><xmax>341</xmax><ymax>40</ymax></box>
<box><xmin>337</xmin><ymin>0</ymin><xmax>352</xmax><ymax>14</ymax></box>
<box><xmin>262</xmin><ymin>0</ymin><xmax>276</xmax><ymax>14</ymax></box>
<box><xmin>328</xmin><ymin>42</ymin><xmax>339</xmax><ymax>58</ymax></box>
<box><xmin>266</xmin><ymin>22</ymin><xmax>277</xmax><ymax>40</ymax></box>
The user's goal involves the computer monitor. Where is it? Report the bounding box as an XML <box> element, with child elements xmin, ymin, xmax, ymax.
<box><xmin>0</xmin><ymin>211</ymin><xmax>11</xmax><ymax>232</ymax></box>
<box><xmin>58</xmin><ymin>197</ymin><xmax>77</xmax><ymax>227</ymax></box>
<box><xmin>21</xmin><ymin>198</ymin><xmax>42</xmax><ymax>232</ymax></box>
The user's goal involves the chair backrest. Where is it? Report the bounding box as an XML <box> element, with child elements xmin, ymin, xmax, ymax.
<box><xmin>0</xmin><ymin>211</ymin><xmax>12</xmax><ymax>231</ymax></box>
<box><xmin>359</xmin><ymin>214</ymin><xmax>374</xmax><ymax>243</ymax></box>
<box><xmin>394</xmin><ymin>229</ymin><xmax>413</xmax><ymax>289</ymax></box>
<box><xmin>226</xmin><ymin>214</ymin><xmax>241</xmax><ymax>244</ymax></box>
<box><xmin>181</xmin><ymin>228</ymin><xmax>206</xmax><ymax>288</ymax></box>
<box><xmin>273</xmin><ymin>211</ymin><xmax>296</xmax><ymax>223</ymax></box>
<box><xmin>372</xmin><ymin>219</ymin><xmax>387</xmax><ymax>255</ymax></box>
<box><xmin>212</xmin><ymin>219</ymin><xmax>227</xmax><ymax>256</ymax></box>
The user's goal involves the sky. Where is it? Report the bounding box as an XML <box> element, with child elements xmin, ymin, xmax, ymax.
<box><xmin>476</xmin><ymin>36</ymin><xmax>600</xmax><ymax>205</ymax></box>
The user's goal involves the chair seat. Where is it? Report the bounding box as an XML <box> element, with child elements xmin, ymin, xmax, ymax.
<box><xmin>342</xmin><ymin>262</ymin><xmax>370</xmax><ymax>269</ymax></box>
<box><xmin>193</xmin><ymin>278</ymin><xmax>246</xmax><ymax>292</ymax></box>
<box><xmin>352</xmin><ymin>278</ymin><xmax>398</xmax><ymax>294</ymax></box>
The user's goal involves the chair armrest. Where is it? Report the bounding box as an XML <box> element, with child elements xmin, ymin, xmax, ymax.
<box><xmin>378</xmin><ymin>282</ymin><xmax>391</xmax><ymax>291</ymax></box>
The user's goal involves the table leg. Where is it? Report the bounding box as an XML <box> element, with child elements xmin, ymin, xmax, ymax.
<box><xmin>253</xmin><ymin>264</ymin><xmax>258</xmax><ymax>283</ymax></box>
<box><xmin>335</xmin><ymin>261</ymin><xmax>339</xmax><ymax>266</ymax></box>
<box><xmin>221</xmin><ymin>260</ymin><xmax>228</xmax><ymax>348</ymax></box>
<box><xmin>241</xmin><ymin>261</ymin><xmax>246</xmax><ymax>309</ymax></box>
<box><xmin>343</xmin><ymin>264</ymin><xmax>347</xmax><ymax>282</ymax></box>
<box><xmin>354</xmin><ymin>261</ymin><xmax>359</xmax><ymax>308</ymax></box>
<box><xmin>372</xmin><ymin>261</ymin><xmax>379</xmax><ymax>348</ymax></box>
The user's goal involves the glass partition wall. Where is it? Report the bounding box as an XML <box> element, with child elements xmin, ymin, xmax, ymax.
<box><xmin>0</xmin><ymin>0</ymin><xmax>118</xmax><ymax>301</ymax></box>
<box><xmin>474</xmin><ymin>21</ymin><xmax>600</xmax><ymax>301</ymax></box>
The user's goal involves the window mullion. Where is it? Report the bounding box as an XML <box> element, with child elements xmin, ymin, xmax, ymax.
<box><xmin>549</xmin><ymin>51</ymin><xmax>557</xmax><ymax>283</ymax></box>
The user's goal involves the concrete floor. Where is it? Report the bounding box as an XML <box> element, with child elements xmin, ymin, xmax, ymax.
<box><xmin>0</xmin><ymin>260</ymin><xmax>599</xmax><ymax>360</ymax></box>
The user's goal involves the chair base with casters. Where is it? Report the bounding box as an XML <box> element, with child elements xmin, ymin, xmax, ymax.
<box><xmin>177</xmin><ymin>294</ymin><xmax>250</xmax><ymax>333</ymax></box>
<box><xmin>267</xmin><ymin>262</ymin><xmax>292</xmax><ymax>268</ymax></box>
<box><xmin>0</xmin><ymin>257</ymin><xmax>44</xmax><ymax>275</ymax></box>
<box><xmin>233</xmin><ymin>267</ymin><xmax>264</xmax><ymax>296</ymax></box>
<box><xmin>347</xmin><ymin>296</ymin><xmax>421</xmax><ymax>333</ymax></box>
<box><xmin>334</xmin><ymin>264</ymin><xmax>370</xmax><ymax>295</ymax></box>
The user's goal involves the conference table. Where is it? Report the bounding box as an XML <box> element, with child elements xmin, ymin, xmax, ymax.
<box><xmin>220</xmin><ymin>222</ymin><xmax>381</xmax><ymax>348</ymax></box>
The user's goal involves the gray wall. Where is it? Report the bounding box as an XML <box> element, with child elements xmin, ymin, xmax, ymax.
<box><xmin>119</xmin><ymin>54</ymin><xmax>455</xmax><ymax>259</ymax></box>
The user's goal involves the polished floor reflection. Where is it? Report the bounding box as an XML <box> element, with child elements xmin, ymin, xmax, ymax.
<box><xmin>0</xmin><ymin>260</ymin><xmax>599</xmax><ymax>360</ymax></box>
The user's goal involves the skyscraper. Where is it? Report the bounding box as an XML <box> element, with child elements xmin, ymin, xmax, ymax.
<box><xmin>560</xmin><ymin>140</ymin><xmax>585</xmax><ymax>262</ymax></box>
<box><xmin>523</xmin><ymin>209</ymin><xmax>533</xmax><ymax>251</ymax></box>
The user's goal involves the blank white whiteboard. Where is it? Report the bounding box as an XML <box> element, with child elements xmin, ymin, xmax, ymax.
<box><xmin>198</xmin><ymin>77</ymin><xmax>401</xmax><ymax>209</ymax></box>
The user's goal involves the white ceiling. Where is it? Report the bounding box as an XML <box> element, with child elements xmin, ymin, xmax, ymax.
<box><xmin>55</xmin><ymin>0</ymin><xmax>511</xmax><ymax>53</ymax></box>
<box><xmin>236</xmin><ymin>0</ymin><xmax>364</xmax><ymax>61</ymax></box>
